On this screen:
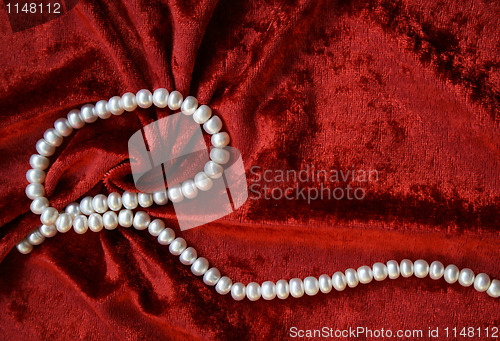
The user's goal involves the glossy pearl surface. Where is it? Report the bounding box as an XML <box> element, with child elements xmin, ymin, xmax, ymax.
<box><xmin>413</xmin><ymin>259</ymin><xmax>429</xmax><ymax>278</ymax></box>
<box><xmin>444</xmin><ymin>264</ymin><xmax>460</xmax><ymax>284</ymax></box>
<box><xmin>458</xmin><ymin>268</ymin><xmax>475</xmax><ymax>287</ymax></box>
<box><xmin>345</xmin><ymin>268</ymin><xmax>359</xmax><ymax>288</ymax></box>
<box><xmin>231</xmin><ymin>283</ymin><xmax>246</xmax><ymax>301</ymax></box>
<box><xmin>152</xmin><ymin>88</ymin><xmax>169</xmax><ymax>108</ymax></box>
<box><xmin>372</xmin><ymin>262</ymin><xmax>388</xmax><ymax>281</ymax></box>
<box><xmin>120</xmin><ymin>92</ymin><xmax>137</xmax><ymax>112</ymax></box>
<box><xmin>167</xmin><ymin>91</ymin><xmax>183</xmax><ymax>110</ymax></box>
<box><xmin>387</xmin><ymin>260</ymin><xmax>400</xmax><ymax>279</ymax></box>
<box><xmin>246</xmin><ymin>282</ymin><xmax>261</xmax><ymax>301</ymax></box>
<box><xmin>400</xmin><ymin>259</ymin><xmax>414</xmax><ymax>278</ymax></box>
<box><xmin>133</xmin><ymin>211</ymin><xmax>151</xmax><ymax>230</ymax></box>
<box><xmin>429</xmin><ymin>261</ymin><xmax>445</xmax><ymax>280</ymax></box>
<box><xmin>191</xmin><ymin>257</ymin><xmax>209</xmax><ymax>276</ymax></box>
<box><xmin>261</xmin><ymin>281</ymin><xmax>277</xmax><ymax>300</ymax></box>
<box><xmin>289</xmin><ymin>278</ymin><xmax>305</xmax><ymax>298</ymax></box>
<box><xmin>203</xmin><ymin>268</ymin><xmax>221</xmax><ymax>286</ymax></box>
<box><xmin>181</xmin><ymin>96</ymin><xmax>198</xmax><ymax>115</ymax></box>
<box><xmin>216</xmin><ymin>277</ymin><xmax>233</xmax><ymax>295</ymax></box>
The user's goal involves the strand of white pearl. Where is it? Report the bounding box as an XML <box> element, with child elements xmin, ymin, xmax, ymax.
<box><xmin>25</xmin><ymin>88</ymin><xmax>230</xmax><ymax>232</ymax></box>
<box><xmin>18</xmin><ymin>89</ymin><xmax>500</xmax><ymax>301</ymax></box>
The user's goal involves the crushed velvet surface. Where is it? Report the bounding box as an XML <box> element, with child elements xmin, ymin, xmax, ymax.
<box><xmin>0</xmin><ymin>0</ymin><xmax>499</xmax><ymax>340</ymax></box>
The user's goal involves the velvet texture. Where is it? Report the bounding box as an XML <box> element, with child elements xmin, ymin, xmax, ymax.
<box><xmin>1</xmin><ymin>0</ymin><xmax>499</xmax><ymax>340</ymax></box>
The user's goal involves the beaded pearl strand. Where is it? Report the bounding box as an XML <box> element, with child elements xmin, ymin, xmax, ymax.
<box><xmin>18</xmin><ymin>89</ymin><xmax>500</xmax><ymax>301</ymax></box>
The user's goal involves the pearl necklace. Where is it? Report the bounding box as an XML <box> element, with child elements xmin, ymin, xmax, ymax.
<box><xmin>19</xmin><ymin>88</ymin><xmax>500</xmax><ymax>301</ymax></box>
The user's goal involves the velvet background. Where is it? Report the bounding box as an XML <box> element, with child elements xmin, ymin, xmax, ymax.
<box><xmin>1</xmin><ymin>0</ymin><xmax>499</xmax><ymax>340</ymax></box>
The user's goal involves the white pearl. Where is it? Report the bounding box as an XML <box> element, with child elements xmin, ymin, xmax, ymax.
<box><xmin>194</xmin><ymin>172</ymin><xmax>213</xmax><ymax>191</ymax></box>
<box><xmin>40</xmin><ymin>207</ymin><xmax>58</xmax><ymax>225</ymax></box>
<box><xmin>81</xmin><ymin>104</ymin><xmax>97</xmax><ymax>123</ymax></box>
<box><xmin>246</xmin><ymin>282</ymin><xmax>261</xmax><ymax>301</ymax></box>
<box><xmin>30</xmin><ymin>197</ymin><xmax>49</xmax><ymax>214</ymax></box>
<box><xmin>26</xmin><ymin>169</ymin><xmax>46</xmax><ymax>183</ymax></box>
<box><xmin>54</xmin><ymin>118</ymin><xmax>73</xmax><ymax>137</ymax></box>
<box><xmin>167</xmin><ymin>90</ymin><xmax>183</xmax><ymax>110</ymax></box>
<box><xmin>357</xmin><ymin>266</ymin><xmax>373</xmax><ymax>284</ymax></box>
<box><xmin>55</xmin><ymin>213</ymin><xmax>73</xmax><ymax>233</ymax></box>
<box><xmin>204</xmin><ymin>161</ymin><xmax>223</xmax><ymax>179</ymax></box>
<box><xmin>122</xmin><ymin>191</ymin><xmax>138</xmax><ymax>209</ymax></box>
<box><xmin>118</xmin><ymin>209</ymin><xmax>134</xmax><ymax>227</ymax></box>
<box><xmin>372</xmin><ymin>262</ymin><xmax>388</xmax><ymax>281</ymax></box>
<box><xmin>138</xmin><ymin>193</ymin><xmax>153</xmax><ymax>207</ymax></box>
<box><xmin>231</xmin><ymin>283</ymin><xmax>246</xmax><ymax>301</ymax></box>
<box><xmin>332</xmin><ymin>271</ymin><xmax>347</xmax><ymax>291</ymax></box>
<box><xmin>276</xmin><ymin>279</ymin><xmax>290</xmax><ymax>299</ymax></box>
<box><xmin>95</xmin><ymin>100</ymin><xmax>111</xmax><ymax>119</ymax></box>
<box><xmin>193</xmin><ymin>105</ymin><xmax>212</xmax><ymax>124</ymax></box>
<box><xmin>387</xmin><ymin>260</ymin><xmax>400</xmax><ymax>279</ymax></box>
<box><xmin>261</xmin><ymin>281</ymin><xmax>277</xmax><ymax>300</ymax></box>
<box><xmin>400</xmin><ymin>259</ymin><xmax>414</xmax><ymax>277</ymax></box>
<box><xmin>181</xmin><ymin>96</ymin><xmax>198</xmax><ymax>115</ymax></box>
<box><xmin>73</xmin><ymin>215</ymin><xmax>88</xmax><ymax>234</ymax></box>
<box><xmin>65</xmin><ymin>202</ymin><xmax>81</xmax><ymax>218</ymax></box>
<box><xmin>203</xmin><ymin>268</ymin><xmax>221</xmax><ymax>286</ymax></box>
<box><xmin>289</xmin><ymin>278</ymin><xmax>305</xmax><ymax>298</ymax></box>
<box><xmin>103</xmin><ymin>211</ymin><xmax>118</xmax><ymax>230</ymax></box>
<box><xmin>30</xmin><ymin>154</ymin><xmax>49</xmax><ymax>170</ymax></box>
<box><xmin>25</xmin><ymin>183</ymin><xmax>45</xmax><ymax>199</ymax></box>
<box><xmin>210</xmin><ymin>147</ymin><xmax>230</xmax><ymax>164</ymax></box>
<box><xmin>153</xmin><ymin>190</ymin><xmax>169</xmax><ymax>205</ymax></box>
<box><xmin>92</xmin><ymin>194</ymin><xmax>108</xmax><ymax>213</ymax></box>
<box><xmin>43</xmin><ymin>128</ymin><xmax>63</xmax><ymax>147</ymax></box>
<box><xmin>148</xmin><ymin>219</ymin><xmax>165</xmax><ymax>236</ymax></box>
<box><xmin>414</xmin><ymin>259</ymin><xmax>429</xmax><ymax>278</ymax></box>
<box><xmin>203</xmin><ymin>115</ymin><xmax>223</xmax><ymax>134</ymax></box>
<box><xmin>429</xmin><ymin>261</ymin><xmax>445</xmax><ymax>280</ymax></box>
<box><xmin>67</xmin><ymin>109</ymin><xmax>85</xmax><ymax>129</ymax></box>
<box><xmin>79</xmin><ymin>196</ymin><xmax>94</xmax><ymax>215</ymax></box>
<box><xmin>28</xmin><ymin>229</ymin><xmax>45</xmax><ymax>245</ymax></box>
<box><xmin>318</xmin><ymin>274</ymin><xmax>332</xmax><ymax>293</ymax></box>
<box><xmin>458</xmin><ymin>268</ymin><xmax>475</xmax><ymax>287</ymax></box>
<box><xmin>152</xmin><ymin>88</ymin><xmax>169</xmax><ymax>108</ymax></box>
<box><xmin>120</xmin><ymin>92</ymin><xmax>137</xmax><ymax>112</ymax></box>
<box><xmin>216</xmin><ymin>276</ymin><xmax>233</xmax><ymax>295</ymax></box>
<box><xmin>107</xmin><ymin>192</ymin><xmax>122</xmax><ymax>211</ymax></box>
<box><xmin>17</xmin><ymin>239</ymin><xmax>33</xmax><ymax>254</ymax></box>
<box><xmin>444</xmin><ymin>264</ymin><xmax>460</xmax><ymax>284</ymax></box>
<box><xmin>304</xmin><ymin>276</ymin><xmax>320</xmax><ymax>296</ymax></box>
<box><xmin>88</xmin><ymin>213</ymin><xmax>104</xmax><ymax>232</ymax></box>
<box><xmin>211</xmin><ymin>132</ymin><xmax>230</xmax><ymax>148</ymax></box>
<box><xmin>36</xmin><ymin>139</ymin><xmax>55</xmax><ymax>157</ymax></box>
<box><xmin>136</xmin><ymin>89</ymin><xmax>153</xmax><ymax>108</ymax></box>
<box><xmin>169</xmin><ymin>237</ymin><xmax>187</xmax><ymax>255</ymax></box>
<box><xmin>487</xmin><ymin>279</ymin><xmax>500</xmax><ymax>298</ymax></box>
<box><xmin>181</xmin><ymin>180</ymin><xmax>198</xmax><ymax>199</ymax></box>
<box><xmin>191</xmin><ymin>257</ymin><xmax>209</xmax><ymax>276</ymax></box>
<box><xmin>133</xmin><ymin>211</ymin><xmax>151</xmax><ymax>230</ymax></box>
<box><xmin>168</xmin><ymin>184</ymin><xmax>184</xmax><ymax>203</ymax></box>
<box><xmin>474</xmin><ymin>273</ymin><xmax>491</xmax><ymax>292</ymax></box>
<box><xmin>179</xmin><ymin>247</ymin><xmax>197</xmax><ymax>265</ymax></box>
<box><xmin>108</xmin><ymin>96</ymin><xmax>124</xmax><ymax>115</ymax></box>
<box><xmin>157</xmin><ymin>228</ymin><xmax>175</xmax><ymax>245</ymax></box>
<box><xmin>40</xmin><ymin>224</ymin><xmax>57</xmax><ymax>237</ymax></box>
<box><xmin>345</xmin><ymin>268</ymin><xmax>359</xmax><ymax>288</ymax></box>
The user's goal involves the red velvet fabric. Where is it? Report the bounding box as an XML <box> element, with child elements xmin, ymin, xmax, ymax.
<box><xmin>1</xmin><ymin>0</ymin><xmax>499</xmax><ymax>339</ymax></box>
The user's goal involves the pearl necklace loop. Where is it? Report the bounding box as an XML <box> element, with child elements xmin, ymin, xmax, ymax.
<box><xmin>19</xmin><ymin>88</ymin><xmax>500</xmax><ymax>301</ymax></box>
